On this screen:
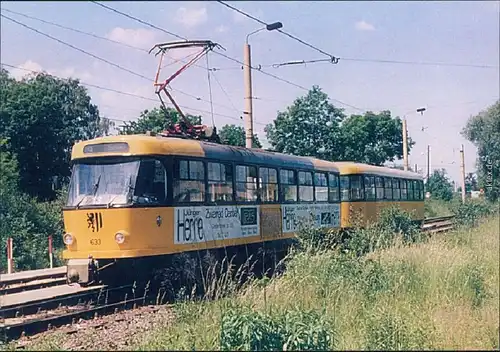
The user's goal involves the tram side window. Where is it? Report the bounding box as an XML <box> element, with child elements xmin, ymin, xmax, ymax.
<box><xmin>350</xmin><ymin>175</ymin><xmax>365</xmax><ymax>201</ymax></box>
<box><xmin>207</xmin><ymin>162</ymin><xmax>233</xmax><ymax>202</ymax></box>
<box><xmin>384</xmin><ymin>178</ymin><xmax>393</xmax><ymax>200</ymax></box>
<box><xmin>280</xmin><ymin>169</ymin><xmax>297</xmax><ymax>202</ymax></box>
<box><xmin>340</xmin><ymin>176</ymin><xmax>349</xmax><ymax>201</ymax></box>
<box><xmin>260</xmin><ymin>167</ymin><xmax>278</xmax><ymax>202</ymax></box>
<box><xmin>134</xmin><ymin>159</ymin><xmax>167</xmax><ymax>204</ymax></box>
<box><xmin>174</xmin><ymin>160</ymin><xmax>205</xmax><ymax>203</ymax></box>
<box><xmin>236</xmin><ymin>165</ymin><xmax>258</xmax><ymax>202</ymax></box>
<box><xmin>314</xmin><ymin>172</ymin><xmax>328</xmax><ymax>202</ymax></box>
<box><xmin>393</xmin><ymin>179</ymin><xmax>401</xmax><ymax>200</ymax></box>
<box><xmin>401</xmin><ymin>179</ymin><xmax>408</xmax><ymax>200</ymax></box>
<box><xmin>376</xmin><ymin>176</ymin><xmax>384</xmax><ymax>200</ymax></box>
<box><xmin>408</xmin><ymin>180</ymin><xmax>414</xmax><ymax>200</ymax></box>
<box><xmin>328</xmin><ymin>173</ymin><xmax>340</xmax><ymax>202</ymax></box>
<box><xmin>412</xmin><ymin>180</ymin><xmax>418</xmax><ymax>200</ymax></box>
<box><xmin>418</xmin><ymin>180</ymin><xmax>424</xmax><ymax>200</ymax></box>
<box><xmin>365</xmin><ymin>176</ymin><xmax>376</xmax><ymax>201</ymax></box>
<box><xmin>299</xmin><ymin>171</ymin><xmax>314</xmax><ymax>202</ymax></box>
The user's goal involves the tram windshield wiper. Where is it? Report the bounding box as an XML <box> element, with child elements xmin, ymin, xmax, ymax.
<box><xmin>106</xmin><ymin>194</ymin><xmax>120</xmax><ymax>208</ymax></box>
<box><xmin>92</xmin><ymin>174</ymin><xmax>102</xmax><ymax>196</ymax></box>
<box><xmin>126</xmin><ymin>175</ymin><xmax>136</xmax><ymax>204</ymax></box>
<box><xmin>75</xmin><ymin>174</ymin><xmax>102</xmax><ymax>209</ymax></box>
<box><xmin>75</xmin><ymin>195</ymin><xmax>87</xmax><ymax>209</ymax></box>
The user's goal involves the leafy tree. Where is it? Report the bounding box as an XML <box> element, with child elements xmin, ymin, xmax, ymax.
<box><xmin>99</xmin><ymin>117</ymin><xmax>116</xmax><ymax>137</ymax></box>
<box><xmin>0</xmin><ymin>138</ymin><xmax>19</xmax><ymax>193</ymax></box>
<box><xmin>426</xmin><ymin>169</ymin><xmax>454</xmax><ymax>201</ymax></box>
<box><xmin>1</xmin><ymin>70</ymin><xmax>103</xmax><ymax>200</ymax></box>
<box><xmin>265</xmin><ymin>85</ymin><xmax>346</xmax><ymax>160</ymax></box>
<box><xmin>119</xmin><ymin>107</ymin><xmax>201</xmax><ymax>135</ymax></box>
<box><xmin>338</xmin><ymin>111</ymin><xmax>414</xmax><ymax>165</ymax></box>
<box><xmin>219</xmin><ymin>124</ymin><xmax>262</xmax><ymax>148</ymax></box>
<box><xmin>465</xmin><ymin>172</ymin><xmax>479</xmax><ymax>193</ymax></box>
<box><xmin>462</xmin><ymin>100</ymin><xmax>500</xmax><ymax>201</ymax></box>
<box><xmin>0</xmin><ymin>143</ymin><xmax>65</xmax><ymax>272</ymax></box>
<box><xmin>264</xmin><ymin>86</ymin><xmax>414</xmax><ymax>165</ymax></box>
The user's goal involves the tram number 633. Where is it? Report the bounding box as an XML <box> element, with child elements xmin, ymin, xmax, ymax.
<box><xmin>90</xmin><ymin>238</ymin><xmax>101</xmax><ymax>245</ymax></box>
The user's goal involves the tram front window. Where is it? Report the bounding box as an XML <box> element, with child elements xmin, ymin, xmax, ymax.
<box><xmin>67</xmin><ymin>158</ymin><xmax>167</xmax><ymax>208</ymax></box>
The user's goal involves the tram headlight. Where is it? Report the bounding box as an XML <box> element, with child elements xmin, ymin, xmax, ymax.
<box><xmin>63</xmin><ymin>233</ymin><xmax>74</xmax><ymax>245</ymax></box>
<box><xmin>115</xmin><ymin>232</ymin><xmax>126</xmax><ymax>244</ymax></box>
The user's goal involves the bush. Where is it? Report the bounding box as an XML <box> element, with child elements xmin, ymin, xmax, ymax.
<box><xmin>424</xmin><ymin>199</ymin><xmax>453</xmax><ymax>218</ymax></box>
<box><xmin>0</xmin><ymin>186</ymin><xmax>66</xmax><ymax>272</ymax></box>
<box><xmin>451</xmin><ymin>198</ymin><xmax>497</xmax><ymax>227</ymax></box>
<box><xmin>294</xmin><ymin>220</ymin><xmax>342</xmax><ymax>255</ymax></box>
<box><xmin>293</xmin><ymin>207</ymin><xmax>422</xmax><ymax>258</ymax></box>
<box><xmin>220</xmin><ymin>305</ymin><xmax>334</xmax><ymax>351</ymax></box>
<box><xmin>345</xmin><ymin>207</ymin><xmax>422</xmax><ymax>256</ymax></box>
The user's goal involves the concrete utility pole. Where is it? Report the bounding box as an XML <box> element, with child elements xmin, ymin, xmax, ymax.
<box><xmin>244</xmin><ymin>22</ymin><xmax>283</xmax><ymax>149</ymax></box>
<box><xmin>427</xmin><ymin>145</ymin><xmax>431</xmax><ymax>181</ymax></box>
<box><xmin>414</xmin><ymin>163</ymin><xmax>418</xmax><ymax>173</ymax></box>
<box><xmin>460</xmin><ymin>144</ymin><xmax>466</xmax><ymax>202</ymax></box>
<box><xmin>403</xmin><ymin>119</ymin><xmax>409</xmax><ymax>171</ymax></box>
<box><xmin>402</xmin><ymin>107</ymin><xmax>426</xmax><ymax>171</ymax></box>
<box><xmin>243</xmin><ymin>44</ymin><xmax>253</xmax><ymax>149</ymax></box>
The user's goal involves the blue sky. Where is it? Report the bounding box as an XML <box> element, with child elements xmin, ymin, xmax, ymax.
<box><xmin>1</xmin><ymin>1</ymin><xmax>499</xmax><ymax>184</ymax></box>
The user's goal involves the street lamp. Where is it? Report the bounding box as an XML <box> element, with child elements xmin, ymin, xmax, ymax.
<box><xmin>244</xmin><ymin>21</ymin><xmax>283</xmax><ymax>149</ymax></box>
<box><xmin>402</xmin><ymin>107</ymin><xmax>426</xmax><ymax>171</ymax></box>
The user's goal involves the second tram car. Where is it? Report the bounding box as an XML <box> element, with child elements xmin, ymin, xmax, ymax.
<box><xmin>332</xmin><ymin>162</ymin><xmax>425</xmax><ymax>228</ymax></box>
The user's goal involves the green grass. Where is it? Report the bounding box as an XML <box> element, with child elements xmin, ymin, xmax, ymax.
<box><xmin>424</xmin><ymin>198</ymin><xmax>453</xmax><ymax>218</ymax></box>
<box><xmin>135</xmin><ymin>215</ymin><xmax>499</xmax><ymax>351</ymax></box>
<box><xmin>12</xmin><ymin>208</ymin><xmax>498</xmax><ymax>351</ymax></box>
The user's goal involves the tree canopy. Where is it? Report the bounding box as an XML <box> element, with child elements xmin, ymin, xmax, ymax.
<box><xmin>264</xmin><ymin>85</ymin><xmax>413</xmax><ymax>165</ymax></box>
<box><xmin>426</xmin><ymin>169</ymin><xmax>454</xmax><ymax>201</ymax></box>
<box><xmin>462</xmin><ymin>100</ymin><xmax>499</xmax><ymax>201</ymax></box>
<box><xmin>465</xmin><ymin>172</ymin><xmax>479</xmax><ymax>194</ymax></box>
<box><xmin>0</xmin><ymin>69</ymin><xmax>106</xmax><ymax>200</ymax></box>
<box><xmin>265</xmin><ymin>86</ymin><xmax>345</xmax><ymax>161</ymax></box>
<box><xmin>339</xmin><ymin>111</ymin><xmax>413</xmax><ymax>165</ymax></box>
<box><xmin>118</xmin><ymin>107</ymin><xmax>202</xmax><ymax>135</ymax></box>
<box><xmin>119</xmin><ymin>108</ymin><xmax>262</xmax><ymax>148</ymax></box>
<box><xmin>219</xmin><ymin>124</ymin><xmax>262</xmax><ymax>148</ymax></box>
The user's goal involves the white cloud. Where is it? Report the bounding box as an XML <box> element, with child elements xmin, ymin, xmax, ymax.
<box><xmin>355</xmin><ymin>20</ymin><xmax>376</xmax><ymax>31</ymax></box>
<box><xmin>10</xmin><ymin>60</ymin><xmax>43</xmax><ymax>80</ymax></box>
<box><xmin>106</xmin><ymin>27</ymin><xmax>158</xmax><ymax>49</ymax></box>
<box><xmin>175</xmin><ymin>6</ymin><xmax>207</xmax><ymax>28</ymax></box>
<box><xmin>215</xmin><ymin>24</ymin><xmax>229</xmax><ymax>33</ymax></box>
<box><xmin>9</xmin><ymin>60</ymin><xmax>93</xmax><ymax>82</ymax></box>
<box><xmin>55</xmin><ymin>67</ymin><xmax>93</xmax><ymax>81</ymax></box>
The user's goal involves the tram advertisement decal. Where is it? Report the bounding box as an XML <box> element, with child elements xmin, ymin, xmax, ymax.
<box><xmin>281</xmin><ymin>203</ymin><xmax>340</xmax><ymax>233</ymax></box>
<box><xmin>174</xmin><ymin>206</ymin><xmax>260</xmax><ymax>244</ymax></box>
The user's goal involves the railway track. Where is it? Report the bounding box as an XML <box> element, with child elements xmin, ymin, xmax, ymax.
<box><xmin>0</xmin><ymin>283</ymin><xmax>159</xmax><ymax>343</ymax></box>
<box><xmin>422</xmin><ymin>215</ymin><xmax>455</xmax><ymax>234</ymax></box>
<box><xmin>0</xmin><ymin>215</ymin><xmax>456</xmax><ymax>343</ymax></box>
<box><xmin>0</xmin><ymin>266</ymin><xmax>67</xmax><ymax>296</ymax></box>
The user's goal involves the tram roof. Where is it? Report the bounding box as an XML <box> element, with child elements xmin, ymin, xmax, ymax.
<box><xmin>331</xmin><ymin>161</ymin><xmax>423</xmax><ymax>180</ymax></box>
<box><xmin>71</xmin><ymin>134</ymin><xmax>340</xmax><ymax>173</ymax></box>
